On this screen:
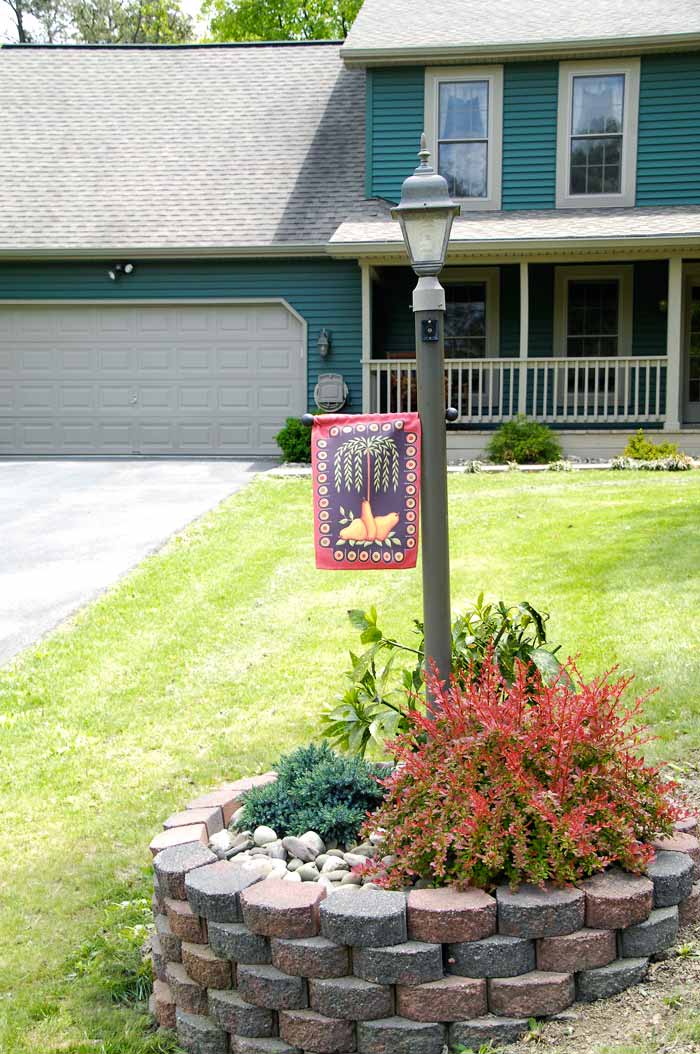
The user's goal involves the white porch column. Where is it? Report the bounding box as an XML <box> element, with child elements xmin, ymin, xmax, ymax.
<box><xmin>665</xmin><ymin>256</ymin><xmax>683</xmax><ymax>431</ymax></box>
<box><xmin>360</xmin><ymin>261</ymin><xmax>372</xmax><ymax>412</ymax></box>
<box><xmin>518</xmin><ymin>261</ymin><xmax>529</xmax><ymax>414</ymax></box>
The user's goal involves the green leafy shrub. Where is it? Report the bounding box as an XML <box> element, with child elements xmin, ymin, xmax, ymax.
<box><xmin>359</xmin><ymin>658</ymin><xmax>682</xmax><ymax>889</ymax></box>
<box><xmin>275</xmin><ymin>416</ymin><xmax>311</xmax><ymax>462</ymax></box>
<box><xmin>487</xmin><ymin>415</ymin><xmax>562</xmax><ymax>464</ymax></box>
<box><xmin>238</xmin><ymin>742</ymin><xmax>385</xmax><ymax>846</ymax></box>
<box><xmin>320</xmin><ymin>597</ymin><xmax>563</xmax><ymax>757</ymax></box>
<box><xmin>623</xmin><ymin>428</ymin><xmax>681</xmax><ymax>460</ymax></box>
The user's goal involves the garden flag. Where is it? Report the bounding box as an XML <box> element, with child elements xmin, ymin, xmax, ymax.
<box><xmin>311</xmin><ymin>412</ymin><xmax>421</xmax><ymax>570</ymax></box>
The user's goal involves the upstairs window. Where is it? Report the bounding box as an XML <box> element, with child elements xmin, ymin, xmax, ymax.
<box><xmin>425</xmin><ymin>67</ymin><xmax>503</xmax><ymax>211</ymax></box>
<box><xmin>557</xmin><ymin>60</ymin><xmax>639</xmax><ymax>209</ymax></box>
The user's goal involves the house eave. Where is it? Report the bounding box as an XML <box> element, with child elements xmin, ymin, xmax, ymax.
<box><xmin>341</xmin><ymin>32</ymin><xmax>700</xmax><ymax>67</ymax></box>
<box><xmin>0</xmin><ymin>243</ymin><xmax>331</xmax><ymax>262</ymax></box>
<box><xmin>328</xmin><ymin>233</ymin><xmax>700</xmax><ymax>262</ymax></box>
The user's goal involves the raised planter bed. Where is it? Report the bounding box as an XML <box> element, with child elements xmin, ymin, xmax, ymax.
<box><xmin>149</xmin><ymin>778</ymin><xmax>700</xmax><ymax>1053</ymax></box>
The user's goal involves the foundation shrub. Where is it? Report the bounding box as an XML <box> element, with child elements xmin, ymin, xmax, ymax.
<box><xmin>360</xmin><ymin>658</ymin><xmax>681</xmax><ymax>889</ymax></box>
<box><xmin>487</xmin><ymin>415</ymin><xmax>562</xmax><ymax>464</ymax></box>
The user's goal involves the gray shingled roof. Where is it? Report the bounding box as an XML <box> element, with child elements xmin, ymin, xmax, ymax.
<box><xmin>0</xmin><ymin>43</ymin><xmax>365</xmax><ymax>254</ymax></box>
<box><xmin>329</xmin><ymin>202</ymin><xmax>700</xmax><ymax>250</ymax></box>
<box><xmin>342</xmin><ymin>0</ymin><xmax>700</xmax><ymax>62</ymax></box>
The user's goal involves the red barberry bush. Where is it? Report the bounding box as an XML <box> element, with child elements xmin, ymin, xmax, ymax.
<box><xmin>361</xmin><ymin>657</ymin><xmax>682</xmax><ymax>889</ymax></box>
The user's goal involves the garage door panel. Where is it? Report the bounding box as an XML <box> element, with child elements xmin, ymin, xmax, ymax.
<box><xmin>0</xmin><ymin>302</ymin><xmax>305</xmax><ymax>454</ymax></box>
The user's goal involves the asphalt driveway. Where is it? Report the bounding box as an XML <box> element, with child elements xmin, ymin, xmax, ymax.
<box><xmin>0</xmin><ymin>459</ymin><xmax>274</xmax><ymax>665</ymax></box>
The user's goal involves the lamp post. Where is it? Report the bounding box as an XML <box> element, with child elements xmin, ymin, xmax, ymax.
<box><xmin>391</xmin><ymin>134</ymin><xmax>460</xmax><ymax>699</ymax></box>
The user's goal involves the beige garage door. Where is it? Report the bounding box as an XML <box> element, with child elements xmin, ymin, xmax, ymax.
<box><xmin>0</xmin><ymin>300</ymin><xmax>306</xmax><ymax>455</ymax></box>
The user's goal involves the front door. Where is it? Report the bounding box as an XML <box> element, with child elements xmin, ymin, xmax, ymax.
<box><xmin>685</xmin><ymin>282</ymin><xmax>700</xmax><ymax>424</ymax></box>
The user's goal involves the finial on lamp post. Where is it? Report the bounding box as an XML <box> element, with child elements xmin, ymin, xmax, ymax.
<box><xmin>417</xmin><ymin>132</ymin><xmax>431</xmax><ymax>169</ymax></box>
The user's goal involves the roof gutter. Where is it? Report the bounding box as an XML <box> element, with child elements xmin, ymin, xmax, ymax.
<box><xmin>327</xmin><ymin>231</ymin><xmax>700</xmax><ymax>257</ymax></box>
<box><xmin>341</xmin><ymin>32</ymin><xmax>700</xmax><ymax>67</ymax></box>
<box><xmin>0</xmin><ymin>243</ymin><xmax>331</xmax><ymax>261</ymax></box>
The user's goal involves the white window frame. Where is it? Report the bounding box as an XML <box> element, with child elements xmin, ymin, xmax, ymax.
<box><xmin>556</xmin><ymin>58</ymin><xmax>640</xmax><ymax>210</ymax></box>
<box><xmin>553</xmin><ymin>265</ymin><xmax>633</xmax><ymax>358</ymax></box>
<box><xmin>425</xmin><ymin>66</ymin><xmax>503</xmax><ymax>212</ymax></box>
<box><xmin>442</xmin><ymin>267</ymin><xmax>500</xmax><ymax>357</ymax></box>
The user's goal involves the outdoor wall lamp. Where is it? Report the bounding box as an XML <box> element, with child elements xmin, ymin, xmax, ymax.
<box><xmin>108</xmin><ymin>263</ymin><xmax>135</xmax><ymax>281</ymax></box>
<box><xmin>317</xmin><ymin>328</ymin><xmax>331</xmax><ymax>358</ymax></box>
<box><xmin>391</xmin><ymin>133</ymin><xmax>460</xmax><ymax>701</ymax></box>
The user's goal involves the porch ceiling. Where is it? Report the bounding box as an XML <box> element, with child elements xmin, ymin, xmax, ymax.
<box><xmin>329</xmin><ymin>203</ymin><xmax>700</xmax><ymax>261</ymax></box>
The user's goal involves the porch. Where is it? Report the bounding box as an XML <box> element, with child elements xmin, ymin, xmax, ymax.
<box><xmin>359</xmin><ymin>256</ymin><xmax>700</xmax><ymax>455</ymax></box>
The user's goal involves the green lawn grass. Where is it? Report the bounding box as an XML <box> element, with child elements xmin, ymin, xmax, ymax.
<box><xmin>1</xmin><ymin>470</ymin><xmax>700</xmax><ymax>1054</ymax></box>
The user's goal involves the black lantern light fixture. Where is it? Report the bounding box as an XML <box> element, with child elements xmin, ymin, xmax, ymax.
<box><xmin>317</xmin><ymin>327</ymin><xmax>331</xmax><ymax>359</ymax></box>
<box><xmin>391</xmin><ymin>134</ymin><xmax>461</xmax><ymax>700</ymax></box>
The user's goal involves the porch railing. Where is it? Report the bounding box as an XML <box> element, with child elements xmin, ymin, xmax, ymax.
<box><xmin>364</xmin><ymin>357</ymin><xmax>667</xmax><ymax>425</ymax></box>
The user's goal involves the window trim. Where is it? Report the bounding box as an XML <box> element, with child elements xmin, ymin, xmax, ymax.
<box><xmin>424</xmin><ymin>66</ymin><xmax>503</xmax><ymax>212</ymax></box>
<box><xmin>553</xmin><ymin>265</ymin><xmax>633</xmax><ymax>358</ymax></box>
<box><xmin>556</xmin><ymin>59</ymin><xmax>640</xmax><ymax>209</ymax></box>
<box><xmin>442</xmin><ymin>266</ymin><xmax>500</xmax><ymax>358</ymax></box>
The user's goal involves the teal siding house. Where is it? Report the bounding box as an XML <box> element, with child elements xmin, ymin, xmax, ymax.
<box><xmin>1</xmin><ymin>0</ymin><xmax>700</xmax><ymax>458</ymax></box>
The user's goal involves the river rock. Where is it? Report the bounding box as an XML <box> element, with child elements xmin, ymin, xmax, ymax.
<box><xmin>300</xmin><ymin>832</ymin><xmax>325</xmax><ymax>856</ymax></box>
<box><xmin>298</xmin><ymin>863</ymin><xmax>321</xmax><ymax>882</ymax></box>
<box><xmin>282</xmin><ymin>837</ymin><xmax>318</xmax><ymax>863</ymax></box>
<box><xmin>253</xmin><ymin>826</ymin><xmax>278</xmax><ymax>846</ymax></box>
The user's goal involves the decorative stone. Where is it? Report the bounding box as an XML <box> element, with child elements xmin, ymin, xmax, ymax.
<box><xmin>152</xmin><ymin>978</ymin><xmax>176</xmax><ymax>1029</ymax></box>
<box><xmin>154</xmin><ymin>843</ymin><xmax>217</xmax><ymax>901</ymax></box>
<box><xmin>254</xmin><ymin>826</ymin><xmax>278</xmax><ymax>847</ymax></box>
<box><xmin>175</xmin><ymin>1009</ymin><xmax>228</xmax><ymax>1054</ymax></box>
<box><xmin>488</xmin><ymin>971</ymin><xmax>574</xmax><ymax>1017</ymax></box>
<box><xmin>208</xmin><ymin>988</ymin><xmax>276</xmax><ymax>1037</ymax></box>
<box><xmin>237</xmin><ymin>964</ymin><xmax>308</xmax><ymax>1010</ymax></box>
<box><xmin>309</xmin><ymin>976</ymin><xmax>394</xmax><ymax>1021</ymax></box>
<box><xmin>282</xmin><ymin>836</ymin><xmax>318</xmax><ymax>862</ymax></box>
<box><xmin>267</xmin><ymin>840</ymin><xmax>287</xmax><ymax>861</ymax></box>
<box><xmin>620</xmin><ymin>906</ymin><xmax>679</xmax><ymax>958</ymax></box>
<box><xmin>232</xmin><ymin>1039</ymin><xmax>302</xmax><ymax>1054</ymax></box>
<box><xmin>356</xmin><ymin>1017</ymin><xmax>446</xmax><ymax>1054</ymax></box>
<box><xmin>165</xmin><ymin>898</ymin><xmax>207</xmax><ymax>944</ymax></box>
<box><xmin>353</xmin><ymin>941</ymin><xmax>443</xmax><ymax>986</ymax></box>
<box><xmin>209</xmin><ymin>921</ymin><xmax>271</xmax><ymax>964</ymax></box>
<box><xmin>300</xmin><ymin>832</ymin><xmax>326</xmax><ymax>856</ymax></box>
<box><xmin>537</xmin><ymin>929</ymin><xmax>617</xmax><ymax>973</ymax></box>
<box><xmin>279</xmin><ymin>1009</ymin><xmax>355</xmax><ymax>1054</ymax></box>
<box><xmin>646</xmin><ymin>851</ymin><xmax>695</xmax><ymax>907</ymax></box>
<box><xmin>155</xmin><ymin>912</ymin><xmax>182</xmax><ymax>962</ymax></box>
<box><xmin>284</xmin><ymin>871</ymin><xmax>302</xmax><ymax>884</ymax></box>
<box><xmin>679</xmin><ymin>881</ymin><xmax>700</xmax><ymax>928</ymax></box>
<box><xmin>652</xmin><ymin>833</ymin><xmax>700</xmax><ymax>877</ymax></box>
<box><xmin>496</xmin><ymin>882</ymin><xmax>584</xmax><ymax>938</ymax></box>
<box><xmin>407</xmin><ymin>887</ymin><xmax>497</xmax><ymax>943</ymax></box>
<box><xmin>188</xmin><ymin>788</ymin><xmax>244</xmax><ymax>826</ymax></box>
<box><xmin>186</xmin><ymin>860</ymin><xmax>267</xmax><ymax>923</ymax></box>
<box><xmin>449</xmin><ymin>1016</ymin><xmax>530</xmax><ymax>1048</ymax></box>
<box><xmin>674</xmin><ymin>815</ymin><xmax>699</xmax><ymax>836</ymax></box>
<box><xmin>151</xmin><ymin>823</ymin><xmax>209</xmax><ymax>857</ymax></box>
<box><xmin>165</xmin><ymin>807</ymin><xmax>224</xmax><ymax>838</ymax></box>
<box><xmin>320</xmin><ymin>889</ymin><xmax>406</xmax><ymax>947</ymax></box>
<box><xmin>298</xmin><ymin>863</ymin><xmax>321</xmax><ymax>882</ymax></box>
<box><xmin>241</xmin><ymin>878</ymin><xmax>326</xmax><ymax>938</ymax></box>
<box><xmin>578</xmin><ymin>868</ymin><xmax>654</xmax><ymax>928</ymax></box>
<box><xmin>271</xmin><ymin>936</ymin><xmax>349</xmax><ymax>979</ymax></box>
<box><xmin>397</xmin><ymin>975</ymin><xmax>487</xmax><ymax>1022</ymax></box>
<box><xmin>182</xmin><ymin>942</ymin><xmax>233</xmax><ymax>989</ymax></box>
<box><xmin>209</xmin><ymin>830</ymin><xmax>235</xmax><ymax>858</ymax></box>
<box><xmin>447</xmin><ymin>934</ymin><xmax>535</xmax><ymax>979</ymax></box>
<box><xmin>166</xmin><ymin>962</ymin><xmax>208</xmax><ymax>1014</ymax></box>
<box><xmin>576</xmin><ymin>957</ymin><xmax>648</xmax><ymax>1002</ymax></box>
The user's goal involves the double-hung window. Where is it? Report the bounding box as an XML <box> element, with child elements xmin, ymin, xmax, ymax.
<box><xmin>556</xmin><ymin>60</ymin><xmax>639</xmax><ymax>208</ymax></box>
<box><xmin>425</xmin><ymin>67</ymin><xmax>503</xmax><ymax>211</ymax></box>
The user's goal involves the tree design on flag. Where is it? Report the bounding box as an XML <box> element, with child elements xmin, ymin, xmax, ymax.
<box><xmin>333</xmin><ymin>435</ymin><xmax>402</xmax><ymax>547</ymax></box>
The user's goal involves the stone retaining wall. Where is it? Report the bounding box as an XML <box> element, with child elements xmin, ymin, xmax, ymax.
<box><xmin>149</xmin><ymin>781</ymin><xmax>700</xmax><ymax>1053</ymax></box>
